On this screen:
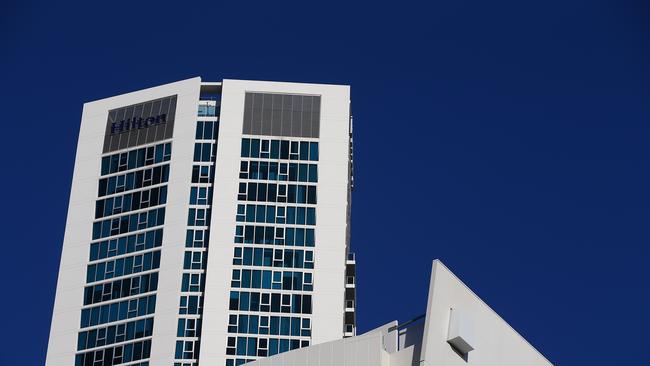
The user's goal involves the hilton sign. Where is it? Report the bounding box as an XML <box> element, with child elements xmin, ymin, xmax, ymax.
<box><xmin>110</xmin><ymin>113</ymin><xmax>168</xmax><ymax>135</ymax></box>
<box><xmin>103</xmin><ymin>95</ymin><xmax>177</xmax><ymax>153</ymax></box>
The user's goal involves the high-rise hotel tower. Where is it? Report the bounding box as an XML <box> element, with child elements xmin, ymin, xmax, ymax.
<box><xmin>46</xmin><ymin>78</ymin><xmax>356</xmax><ymax>366</ymax></box>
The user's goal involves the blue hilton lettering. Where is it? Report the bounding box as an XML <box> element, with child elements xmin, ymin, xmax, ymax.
<box><xmin>110</xmin><ymin>113</ymin><xmax>167</xmax><ymax>135</ymax></box>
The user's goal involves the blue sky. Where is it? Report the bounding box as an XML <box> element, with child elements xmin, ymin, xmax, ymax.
<box><xmin>1</xmin><ymin>0</ymin><xmax>649</xmax><ymax>364</ymax></box>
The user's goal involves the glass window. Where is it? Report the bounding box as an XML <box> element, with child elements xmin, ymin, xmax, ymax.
<box><xmin>308</xmin><ymin>165</ymin><xmax>317</xmax><ymax>182</ymax></box>
<box><xmin>241</xmin><ymin>139</ymin><xmax>251</xmax><ymax>157</ymax></box>
<box><xmin>270</xmin><ymin>140</ymin><xmax>279</xmax><ymax>159</ymax></box>
<box><xmin>299</xmin><ymin>142</ymin><xmax>309</xmax><ymax>160</ymax></box>
<box><xmin>309</xmin><ymin>142</ymin><xmax>319</xmax><ymax>161</ymax></box>
<box><xmin>250</xmin><ymin>139</ymin><xmax>260</xmax><ymax>158</ymax></box>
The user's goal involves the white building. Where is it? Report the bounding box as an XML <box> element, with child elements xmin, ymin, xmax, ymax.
<box><xmin>46</xmin><ymin>78</ymin><xmax>355</xmax><ymax>366</ymax></box>
<box><xmin>242</xmin><ymin>260</ymin><xmax>553</xmax><ymax>366</ymax></box>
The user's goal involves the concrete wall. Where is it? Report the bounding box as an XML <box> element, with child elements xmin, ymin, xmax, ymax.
<box><xmin>241</xmin><ymin>330</ymin><xmax>389</xmax><ymax>366</ymax></box>
<box><xmin>199</xmin><ymin>79</ymin><xmax>352</xmax><ymax>365</ymax></box>
<box><xmin>419</xmin><ymin>260</ymin><xmax>553</xmax><ymax>366</ymax></box>
<box><xmin>45</xmin><ymin>77</ymin><xmax>201</xmax><ymax>366</ymax></box>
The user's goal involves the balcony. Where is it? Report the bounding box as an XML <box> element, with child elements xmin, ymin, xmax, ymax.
<box><xmin>344</xmin><ymin>324</ymin><xmax>355</xmax><ymax>337</ymax></box>
<box><xmin>198</xmin><ymin>100</ymin><xmax>220</xmax><ymax>117</ymax></box>
<box><xmin>346</xmin><ymin>252</ymin><xmax>356</xmax><ymax>264</ymax></box>
<box><xmin>345</xmin><ymin>300</ymin><xmax>355</xmax><ymax>312</ymax></box>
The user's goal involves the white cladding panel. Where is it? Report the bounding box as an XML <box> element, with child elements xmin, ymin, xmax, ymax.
<box><xmin>419</xmin><ymin>260</ymin><xmax>552</xmax><ymax>366</ymax></box>
<box><xmin>45</xmin><ymin>77</ymin><xmax>202</xmax><ymax>366</ymax></box>
<box><xmin>199</xmin><ymin>79</ymin><xmax>351</xmax><ymax>365</ymax></box>
<box><xmin>241</xmin><ymin>332</ymin><xmax>388</xmax><ymax>366</ymax></box>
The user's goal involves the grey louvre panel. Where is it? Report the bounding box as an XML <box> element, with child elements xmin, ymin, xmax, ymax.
<box><xmin>251</xmin><ymin>93</ymin><xmax>263</xmax><ymax>135</ymax></box>
<box><xmin>103</xmin><ymin>95</ymin><xmax>177</xmax><ymax>153</ymax></box>
<box><xmin>270</xmin><ymin>93</ymin><xmax>282</xmax><ymax>136</ymax></box>
<box><xmin>311</xmin><ymin>97</ymin><xmax>320</xmax><ymax>135</ymax></box>
<box><xmin>243</xmin><ymin>93</ymin><xmax>253</xmax><ymax>135</ymax></box>
<box><xmin>163</xmin><ymin>97</ymin><xmax>177</xmax><ymax>140</ymax></box>
<box><xmin>280</xmin><ymin>94</ymin><xmax>293</xmax><ymax>136</ymax></box>
<box><xmin>261</xmin><ymin>94</ymin><xmax>273</xmax><ymax>136</ymax></box>
<box><xmin>290</xmin><ymin>95</ymin><xmax>302</xmax><ymax>137</ymax></box>
<box><xmin>145</xmin><ymin>99</ymin><xmax>160</xmax><ymax>145</ymax></box>
<box><xmin>242</xmin><ymin>92</ymin><xmax>321</xmax><ymax>138</ymax></box>
<box><xmin>302</xmin><ymin>96</ymin><xmax>313</xmax><ymax>137</ymax></box>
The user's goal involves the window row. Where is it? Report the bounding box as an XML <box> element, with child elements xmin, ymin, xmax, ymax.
<box><xmin>226</xmin><ymin>358</ymin><xmax>254</xmax><ymax>366</ymax></box>
<box><xmin>84</xmin><ymin>272</ymin><xmax>158</xmax><ymax>306</ymax></box>
<box><xmin>196</xmin><ymin>121</ymin><xmax>219</xmax><ymax>140</ymax></box>
<box><xmin>188</xmin><ymin>208</ymin><xmax>211</xmax><ymax>227</ymax></box>
<box><xmin>175</xmin><ymin>340</ymin><xmax>200</xmax><ymax>360</ymax></box>
<box><xmin>226</xmin><ymin>336</ymin><xmax>308</xmax><ymax>358</ymax></box>
<box><xmin>80</xmin><ymin>295</ymin><xmax>156</xmax><ymax>328</ymax></box>
<box><xmin>179</xmin><ymin>295</ymin><xmax>203</xmax><ymax>315</ymax></box>
<box><xmin>189</xmin><ymin>187</ymin><xmax>213</xmax><ymax>206</ymax></box>
<box><xmin>238</xmin><ymin>183</ymin><xmax>317</xmax><ymax>204</ymax></box>
<box><xmin>96</xmin><ymin>186</ymin><xmax>167</xmax><ymax>219</ymax></box>
<box><xmin>90</xmin><ymin>229</ymin><xmax>163</xmax><ymax>262</ymax></box>
<box><xmin>240</xmin><ymin>161</ymin><xmax>318</xmax><ymax>183</ymax></box>
<box><xmin>86</xmin><ymin>251</ymin><xmax>161</xmax><ymax>283</ymax></box>
<box><xmin>235</xmin><ymin>225</ymin><xmax>315</xmax><ymax>247</ymax></box>
<box><xmin>177</xmin><ymin>318</ymin><xmax>203</xmax><ymax>338</ymax></box>
<box><xmin>99</xmin><ymin>164</ymin><xmax>169</xmax><ymax>197</ymax></box>
<box><xmin>229</xmin><ymin>291</ymin><xmax>312</xmax><ymax>314</ymax></box>
<box><xmin>101</xmin><ymin>142</ymin><xmax>171</xmax><ymax>175</ymax></box>
<box><xmin>193</xmin><ymin>142</ymin><xmax>216</xmax><ymax>162</ymax></box>
<box><xmin>191</xmin><ymin>165</ymin><xmax>215</xmax><ymax>184</ymax></box>
<box><xmin>77</xmin><ymin>317</ymin><xmax>153</xmax><ymax>351</ymax></box>
<box><xmin>241</xmin><ymin>138</ymin><xmax>318</xmax><ymax>161</ymax></box>
<box><xmin>228</xmin><ymin>314</ymin><xmax>311</xmax><ymax>337</ymax></box>
<box><xmin>231</xmin><ymin>269</ymin><xmax>313</xmax><ymax>292</ymax></box>
<box><xmin>92</xmin><ymin>208</ymin><xmax>165</xmax><ymax>240</ymax></box>
<box><xmin>183</xmin><ymin>250</ymin><xmax>207</xmax><ymax>270</ymax></box>
<box><xmin>185</xmin><ymin>229</ymin><xmax>209</xmax><ymax>248</ymax></box>
<box><xmin>181</xmin><ymin>273</ymin><xmax>205</xmax><ymax>293</ymax></box>
<box><xmin>75</xmin><ymin>339</ymin><xmax>151</xmax><ymax>366</ymax></box>
<box><xmin>233</xmin><ymin>247</ymin><xmax>314</xmax><ymax>269</ymax></box>
<box><xmin>197</xmin><ymin>103</ymin><xmax>219</xmax><ymax>117</ymax></box>
<box><xmin>236</xmin><ymin>204</ymin><xmax>316</xmax><ymax>226</ymax></box>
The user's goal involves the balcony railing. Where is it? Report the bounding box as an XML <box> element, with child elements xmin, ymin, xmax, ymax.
<box><xmin>198</xmin><ymin>104</ymin><xmax>219</xmax><ymax>117</ymax></box>
<box><xmin>344</xmin><ymin>324</ymin><xmax>355</xmax><ymax>335</ymax></box>
<box><xmin>345</xmin><ymin>300</ymin><xmax>355</xmax><ymax>310</ymax></box>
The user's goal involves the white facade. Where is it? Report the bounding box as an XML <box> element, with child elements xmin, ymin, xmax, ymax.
<box><xmin>46</xmin><ymin>78</ymin><xmax>354</xmax><ymax>366</ymax></box>
<box><xmin>199</xmin><ymin>80</ymin><xmax>353</xmax><ymax>365</ymax></box>
<box><xmin>241</xmin><ymin>260</ymin><xmax>552</xmax><ymax>366</ymax></box>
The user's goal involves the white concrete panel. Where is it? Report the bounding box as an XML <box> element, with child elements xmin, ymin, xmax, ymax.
<box><xmin>199</xmin><ymin>79</ymin><xmax>351</xmax><ymax>365</ymax></box>
<box><xmin>419</xmin><ymin>260</ymin><xmax>552</xmax><ymax>366</ymax></box>
<box><xmin>240</xmin><ymin>330</ymin><xmax>388</xmax><ymax>366</ymax></box>
<box><xmin>390</xmin><ymin>346</ymin><xmax>416</xmax><ymax>366</ymax></box>
<box><xmin>45</xmin><ymin>77</ymin><xmax>202</xmax><ymax>366</ymax></box>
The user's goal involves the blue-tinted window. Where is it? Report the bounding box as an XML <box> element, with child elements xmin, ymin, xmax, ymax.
<box><xmin>100</xmin><ymin>143</ymin><xmax>171</xmax><ymax>176</ymax></box>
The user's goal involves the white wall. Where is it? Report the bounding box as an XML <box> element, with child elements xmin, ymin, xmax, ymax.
<box><xmin>240</xmin><ymin>330</ymin><xmax>389</xmax><ymax>366</ymax></box>
<box><xmin>45</xmin><ymin>77</ymin><xmax>202</xmax><ymax>366</ymax></box>
<box><xmin>419</xmin><ymin>260</ymin><xmax>553</xmax><ymax>366</ymax></box>
<box><xmin>199</xmin><ymin>79</ymin><xmax>351</xmax><ymax>365</ymax></box>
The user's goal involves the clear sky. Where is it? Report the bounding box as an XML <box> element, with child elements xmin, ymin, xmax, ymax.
<box><xmin>1</xmin><ymin>0</ymin><xmax>649</xmax><ymax>364</ymax></box>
